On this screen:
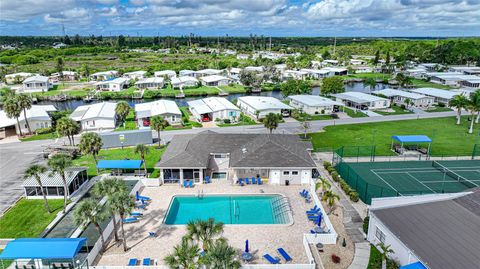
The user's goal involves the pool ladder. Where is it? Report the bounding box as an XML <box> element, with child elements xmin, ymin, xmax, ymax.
<box><xmin>197</xmin><ymin>190</ymin><xmax>205</xmax><ymax>199</ymax></box>
<box><xmin>233</xmin><ymin>200</ymin><xmax>240</xmax><ymax>222</ymax></box>
<box><xmin>271</xmin><ymin>197</ymin><xmax>292</xmax><ymax>224</ymax></box>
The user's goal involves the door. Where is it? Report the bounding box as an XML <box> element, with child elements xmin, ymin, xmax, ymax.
<box><xmin>270</xmin><ymin>170</ymin><xmax>280</xmax><ymax>184</ymax></box>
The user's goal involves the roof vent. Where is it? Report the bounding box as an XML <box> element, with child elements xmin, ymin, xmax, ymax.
<box><xmin>242</xmin><ymin>148</ymin><xmax>247</xmax><ymax>154</ymax></box>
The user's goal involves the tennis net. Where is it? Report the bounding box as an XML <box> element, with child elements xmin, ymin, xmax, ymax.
<box><xmin>432</xmin><ymin>161</ymin><xmax>479</xmax><ymax>188</ymax></box>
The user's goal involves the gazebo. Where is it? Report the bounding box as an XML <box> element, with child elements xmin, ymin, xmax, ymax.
<box><xmin>0</xmin><ymin>238</ymin><xmax>88</xmax><ymax>269</ymax></box>
<box><xmin>96</xmin><ymin>160</ymin><xmax>143</xmax><ymax>176</ymax></box>
<box><xmin>391</xmin><ymin>135</ymin><xmax>432</xmax><ymax>155</ymax></box>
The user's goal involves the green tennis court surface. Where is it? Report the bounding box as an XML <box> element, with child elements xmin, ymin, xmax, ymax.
<box><xmin>335</xmin><ymin>160</ymin><xmax>480</xmax><ymax>204</ymax></box>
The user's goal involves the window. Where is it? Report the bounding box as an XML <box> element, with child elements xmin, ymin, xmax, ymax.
<box><xmin>171</xmin><ymin>115</ymin><xmax>176</xmax><ymax>122</ymax></box>
<box><xmin>375</xmin><ymin>227</ymin><xmax>386</xmax><ymax>244</ymax></box>
<box><xmin>214</xmin><ymin>154</ymin><xmax>228</xmax><ymax>159</ymax></box>
<box><xmin>292</xmin><ymin>171</ymin><xmax>299</xmax><ymax>175</ymax></box>
<box><xmin>283</xmin><ymin>171</ymin><xmax>290</xmax><ymax>176</ymax></box>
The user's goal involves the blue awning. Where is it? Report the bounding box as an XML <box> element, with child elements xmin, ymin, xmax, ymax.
<box><xmin>0</xmin><ymin>238</ymin><xmax>86</xmax><ymax>260</ymax></box>
<box><xmin>392</xmin><ymin>135</ymin><xmax>432</xmax><ymax>143</ymax></box>
<box><xmin>96</xmin><ymin>160</ymin><xmax>143</xmax><ymax>169</ymax></box>
<box><xmin>400</xmin><ymin>261</ymin><xmax>428</xmax><ymax>269</ymax></box>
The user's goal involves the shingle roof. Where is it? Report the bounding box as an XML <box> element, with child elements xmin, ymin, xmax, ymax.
<box><xmin>22</xmin><ymin>167</ymin><xmax>87</xmax><ymax>187</ymax></box>
<box><xmin>372</xmin><ymin>190</ymin><xmax>480</xmax><ymax>269</ymax></box>
<box><xmin>156</xmin><ymin>131</ymin><xmax>315</xmax><ymax>168</ymax></box>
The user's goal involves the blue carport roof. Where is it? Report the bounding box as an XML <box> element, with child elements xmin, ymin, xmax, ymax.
<box><xmin>400</xmin><ymin>262</ymin><xmax>428</xmax><ymax>269</ymax></box>
<box><xmin>392</xmin><ymin>135</ymin><xmax>432</xmax><ymax>143</ymax></box>
<box><xmin>0</xmin><ymin>238</ymin><xmax>86</xmax><ymax>260</ymax></box>
<box><xmin>96</xmin><ymin>160</ymin><xmax>143</xmax><ymax>169</ymax></box>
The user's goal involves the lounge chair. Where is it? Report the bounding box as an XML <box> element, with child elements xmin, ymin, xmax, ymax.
<box><xmin>123</xmin><ymin>217</ymin><xmax>138</xmax><ymax>223</ymax></box>
<box><xmin>136</xmin><ymin>191</ymin><xmax>151</xmax><ymax>201</ymax></box>
<box><xmin>305</xmin><ymin>196</ymin><xmax>312</xmax><ymax>203</ymax></box>
<box><xmin>252</xmin><ymin>177</ymin><xmax>257</xmax><ymax>184</ymax></box>
<box><xmin>188</xmin><ymin>180</ymin><xmax>194</xmax><ymax>188</ymax></box>
<box><xmin>183</xmin><ymin>180</ymin><xmax>188</xmax><ymax>188</ymax></box>
<box><xmin>148</xmin><ymin>232</ymin><xmax>157</xmax><ymax>237</ymax></box>
<box><xmin>143</xmin><ymin>259</ymin><xmax>151</xmax><ymax>266</ymax></box>
<box><xmin>306</xmin><ymin>206</ymin><xmax>319</xmax><ymax>213</ymax></box>
<box><xmin>299</xmin><ymin>189</ymin><xmax>307</xmax><ymax>196</ymax></box>
<box><xmin>238</xmin><ymin>178</ymin><xmax>244</xmax><ymax>186</ymax></box>
<box><xmin>205</xmin><ymin>176</ymin><xmax>211</xmax><ymax>184</ymax></box>
<box><xmin>277</xmin><ymin>248</ymin><xmax>292</xmax><ymax>262</ymax></box>
<box><xmin>303</xmin><ymin>191</ymin><xmax>309</xmax><ymax>198</ymax></box>
<box><xmin>127</xmin><ymin>259</ymin><xmax>137</xmax><ymax>266</ymax></box>
<box><xmin>135</xmin><ymin>204</ymin><xmax>146</xmax><ymax>210</ymax></box>
<box><xmin>257</xmin><ymin>177</ymin><xmax>263</xmax><ymax>185</ymax></box>
<box><xmin>245</xmin><ymin>178</ymin><xmax>250</xmax><ymax>184</ymax></box>
<box><xmin>263</xmin><ymin>254</ymin><xmax>281</xmax><ymax>264</ymax></box>
<box><xmin>306</xmin><ymin>208</ymin><xmax>320</xmax><ymax>215</ymax></box>
<box><xmin>130</xmin><ymin>212</ymin><xmax>143</xmax><ymax>217</ymax></box>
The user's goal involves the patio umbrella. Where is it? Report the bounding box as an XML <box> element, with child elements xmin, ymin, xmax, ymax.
<box><xmin>317</xmin><ymin>214</ymin><xmax>322</xmax><ymax>227</ymax></box>
<box><xmin>245</xmin><ymin>240</ymin><xmax>249</xmax><ymax>253</ymax></box>
<box><xmin>136</xmin><ymin>191</ymin><xmax>140</xmax><ymax>200</ymax></box>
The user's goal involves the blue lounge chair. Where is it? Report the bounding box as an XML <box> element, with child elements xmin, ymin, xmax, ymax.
<box><xmin>305</xmin><ymin>196</ymin><xmax>312</xmax><ymax>203</ymax></box>
<box><xmin>238</xmin><ymin>178</ymin><xmax>244</xmax><ymax>186</ymax></box>
<box><xmin>306</xmin><ymin>208</ymin><xmax>320</xmax><ymax>215</ymax></box>
<box><xmin>205</xmin><ymin>176</ymin><xmax>211</xmax><ymax>184</ymax></box>
<box><xmin>142</xmin><ymin>259</ymin><xmax>151</xmax><ymax>266</ymax></box>
<box><xmin>303</xmin><ymin>191</ymin><xmax>309</xmax><ymax>198</ymax></box>
<box><xmin>263</xmin><ymin>254</ymin><xmax>280</xmax><ymax>264</ymax></box>
<box><xmin>136</xmin><ymin>191</ymin><xmax>151</xmax><ymax>201</ymax></box>
<box><xmin>309</xmin><ymin>205</ymin><xmax>319</xmax><ymax>211</ymax></box>
<box><xmin>188</xmin><ymin>180</ymin><xmax>193</xmax><ymax>188</ymax></box>
<box><xmin>257</xmin><ymin>177</ymin><xmax>263</xmax><ymax>185</ymax></box>
<box><xmin>131</xmin><ymin>212</ymin><xmax>143</xmax><ymax>217</ymax></box>
<box><xmin>277</xmin><ymin>248</ymin><xmax>292</xmax><ymax>262</ymax></box>
<box><xmin>123</xmin><ymin>217</ymin><xmax>138</xmax><ymax>223</ymax></box>
<box><xmin>135</xmin><ymin>204</ymin><xmax>146</xmax><ymax>210</ymax></box>
<box><xmin>308</xmin><ymin>214</ymin><xmax>321</xmax><ymax>221</ymax></box>
<box><xmin>299</xmin><ymin>189</ymin><xmax>307</xmax><ymax>196</ymax></box>
<box><xmin>128</xmin><ymin>259</ymin><xmax>137</xmax><ymax>266</ymax></box>
<box><xmin>245</xmin><ymin>178</ymin><xmax>250</xmax><ymax>184</ymax></box>
<box><xmin>148</xmin><ymin>232</ymin><xmax>157</xmax><ymax>237</ymax></box>
<box><xmin>183</xmin><ymin>180</ymin><xmax>188</xmax><ymax>188</ymax></box>
<box><xmin>252</xmin><ymin>177</ymin><xmax>257</xmax><ymax>184</ymax></box>
<box><xmin>310</xmin><ymin>230</ymin><xmax>317</xmax><ymax>234</ymax></box>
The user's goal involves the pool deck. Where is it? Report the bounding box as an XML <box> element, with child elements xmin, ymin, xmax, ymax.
<box><xmin>96</xmin><ymin>182</ymin><xmax>320</xmax><ymax>265</ymax></box>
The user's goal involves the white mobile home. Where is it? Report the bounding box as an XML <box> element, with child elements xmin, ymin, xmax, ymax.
<box><xmin>283</xmin><ymin>70</ymin><xmax>309</xmax><ymax>80</ymax></box>
<box><xmin>135</xmin><ymin>77</ymin><xmax>164</xmax><ymax>90</ymax></box>
<box><xmin>135</xmin><ymin>100</ymin><xmax>182</xmax><ymax>128</ymax></box>
<box><xmin>70</xmin><ymin>102</ymin><xmax>117</xmax><ymax>131</ymax></box>
<box><xmin>200</xmin><ymin>75</ymin><xmax>230</xmax><ymax>87</ymax></box>
<box><xmin>195</xmin><ymin>69</ymin><xmax>224</xmax><ymax>78</ymax></box>
<box><xmin>90</xmin><ymin>70</ymin><xmax>118</xmax><ymax>81</ymax></box>
<box><xmin>188</xmin><ymin>97</ymin><xmax>240</xmax><ymax>122</ymax></box>
<box><xmin>171</xmin><ymin>76</ymin><xmax>199</xmax><ymax>89</ymax></box>
<box><xmin>237</xmin><ymin>96</ymin><xmax>293</xmax><ymax>119</ymax></box>
<box><xmin>0</xmin><ymin>105</ymin><xmax>57</xmax><ymax>137</ymax></box>
<box><xmin>95</xmin><ymin>78</ymin><xmax>128</xmax><ymax>91</ymax></box>
<box><xmin>154</xmin><ymin>70</ymin><xmax>177</xmax><ymax>79</ymax></box>
<box><xmin>123</xmin><ymin>71</ymin><xmax>147</xmax><ymax>80</ymax></box>
<box><xmin>409</xmin><ymin>88</ymin><xmax>461</xmax><ymax>105</ymax></box>
<box><xmin>50</xmin><ymin>71</ymin><xmax>77</xmax><ymax>82</ymax></box>
<box><xmin>179</xmin><ymin>70</ymin><xmax>196</xmax><ymax>77</ymax></box>
<box><xmin>332</xmin><ymin>91</ymin><xmax>390</xmax><ymax>110</ymax></box>
<box><xmin>21</xmin><ymin>75</ymin><xmax>52</xmax><ymax>93</ymax></box>
<box><xmin>373</xmin><ymin>89</ymin><xmax>434</xmax><ymax>108</ymax></box>
<box><xmin>244</xmin><ymin>66</ymin><xmax>264</xmax><ymax>73</ymax></box>
<box><xmin>287</xmin><ymin>95</ymin><xmax>344</xmax><ymax>114</ymax></box>
<box><xmin>5</xmin><ymin>72</ymin><xmax>36</xmax><ymax>84</ymax></box>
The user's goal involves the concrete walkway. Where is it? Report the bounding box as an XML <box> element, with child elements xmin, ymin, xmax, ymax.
<box><xmin>364</xmin><ymin>110</ymin><xmax>383</xmax><ymax>117</ymax></box>
<box><xmin>348</xmin><ymin>242</ymin><xmax>371</xmax><ymax>269</ymax></box>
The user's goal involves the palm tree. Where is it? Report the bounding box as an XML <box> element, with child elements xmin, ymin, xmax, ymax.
<box><xmin>322</xmin><ymin>190</ymin><xmax>340</xmax><ymax>214</ymax></box>
<box><xmin>17</xmin><ymin>94</ymin><xmax>33</xmax><ymax>134</ymax></box>
<box><xmin>263</xmin><ymin>112</ymin><xmax>280</xmax><ymax>134</ymax></box>
<box><xmin>48</xmin><ymin>154</ymin><xmax>72</xmax><ymax>213</ymax></box>
<box><xmin>115</xmin><ymin>101</ymin><xmax>131</xmax><ymax>126</ymax></box>
<box><xmin>134</xmin><ymin>144</ymin><xmax>150</xmax><ymax>175</ymax></box>
<box><xmin>203</xmin><ymin>239</ymin><xmax>240</xmax><ymax>269</ymax></box>
<box><xmin>466</xmin><ymin>91</ymin><xmax>480</xmax><ymax>134</ymax></box>
<box><xmin>164</xmin><ymin>237</ymin><xmax>200</xmax><ymax>269</ymax></box>
<box><xmin>377</xmin><ymin>242</ymin><xmax>394</xmax><ymax>269</ymax></box>
<box><xmin>92</xmin><ymin>178</ymin><xmax>127</xmax><ymax>242</ymax></box>
<box><xmin>79</xmin><ymin>132</ymin><xmax>103</xmax><ymax>165</ymax></box>
<box><xmin>56</xmin><ymin>117</ymin><xmax>80</xmax><ymax>145</ymax></box>
<box><xmin>315</xmin><ymin>177</ymin><xmax>331</xmax><ymax>196</ymax></box>
<box><xmin>3</xmin><ymin>95</ymin><xmax>23</xmax><ymax>136</ymax></box>
<box><xmin>109</xmin><ymin>191</ymin><xmax>135</xmax><ymax>251</ymax></box>
<box><xmin>150</xmin><ymin>115</ymin><xmax>169</xmax><ymax>147</ymax></box>
<box><xmin>24</xmin><ymin>165</ymin><xmax>50</xmax><ymax>213</ymax></box>
<box><xmin>73</xmin><ymin>198</ymin><xmax>108</xmax><ymax>252</ymax></box>
<box><xmin>186</xmin><ymin>218</ymin><xmax>225</xmax><ymax>252</ymax></box>
<box><xmin>449</xmin><ymin>94</ymin><xmax>469</xmax><ymax>125</ymax></box>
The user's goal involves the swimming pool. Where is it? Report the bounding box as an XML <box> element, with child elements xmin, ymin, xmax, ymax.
<box><xmin>164</xmin><ymin>194</ymin><xmax>291</xmax><ymax>225</ymax></box>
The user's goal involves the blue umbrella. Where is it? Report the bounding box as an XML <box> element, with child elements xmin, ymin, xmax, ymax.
<box><xmin>245</xmin><ymin>240</ymin><xmax>249</xmax><ymax>253</ymax></box>
<box><xmin>136</xmin><ymin>191</ymin><xmax>140</xmax><ymax>201</ymax></box>
<box><xmin>317</xmin><ymin>214</ymin><xmax>322</xmax><ymax>227</ymax></box>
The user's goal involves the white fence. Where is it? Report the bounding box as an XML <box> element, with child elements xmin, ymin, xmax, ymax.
<box><xmin>308</xmin><ymin>179</ymin><xmax>338</xmax><ymax>245</ymax></box>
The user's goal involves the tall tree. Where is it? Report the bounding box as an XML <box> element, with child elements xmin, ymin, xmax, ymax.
<box><xmin>56</xmin><ymin>117</ymin><xmax>80</xmax><ymax>145</ymax></box>
<box><xmin>164</xmin><ymin>237</ymin><xmax>200</xmax><ymax>269</ymax></box>
<box><xmin>93</xmin><ymin>178</ymin><xmax>127</xmax><ymax>243</ymax></box>
<box><xmin>280</xmin><ymin>79</ymin><xmax>312</xmax><ymax>97</ymax></box>
<box><xmin>467</xmin><ymin>91</ymin><xmax>480</xmax><ymax>134</ymax></box>
<box><xmin>17</xmin><ymin>94</ymin><xmax>33</xmax><ymax>134</ymax></box>
<box><xmin>150</xmin><ymin>115</ymin><xmax>169</xmax><ymax>147</ymax></box>
<box><xmin>47</xmin><ymin>154</ymin><xmax>72</xmax><ymax>213</ymax></box>
<box><xmin>321</xmin><ymin>76</ymin><xmax>345</xmax><ymax>95</ymax></box>
<box><xmin>263</xmin><ymin>112</ymin><xmax>281</xmax><ymax>134</ymax></box>
<box><xmin>3</xmin><ymin>95</ymin><xmax>23</xmax><ymax>136</ymax></box>
<box><xmin>79</xmin><ymin>132</ymin><xmax>103</xmax><ymax>165</ymax></box>
<box><xmin>203</xmin><ymin>239</ymin><xmax>241</xmax><ymax>269</ymax></box>
<box><xmin>134</xmin><ymin>144</ymin><xmax>150</xmax><ymax>175</ymax></box>
<box><xmin>377</xmin><ymin>242</ymin><xmax>394</xmax><ymax>269</ymax></box>
<box><xmin>322</xmin><ymin>190</ymin><xmax>340</xmax><ymax>214</ymax></box>
<box><xmin>373</xmin><ymin>50</ymin><xmax>380</xmax><ymax>65</ymax></box>
<box><xmin>73</xmin><ymin>198</ymin><xmax>108</xmax><ymax>252</ymax></box>
<box><xmin>109</xmin><ymin>191</ymin><xmax>135</xmax><ymax>251</ymax></box>
<box><xmin>449</xmin><ymin>94</ymin><xmax>469</xmax><ymax>125</ymax></box>
<box><xmin>56</xmin><ymin>57</ymin><xmax>65</xmax><ymax>79</ymax></box>
<box><xmin>115</xmin><ymin>101</ymin><xmax>130</xmax><ymax>126</ymax></box>
<box><xmin>24</xmin><ymin>165</ymin><xmax>50</xmax><ymax>213</ymax></box>
<box><xmin>186</xmin><ymin>218</ymin><xmax>225</xmax><ymax>252</ymax></box>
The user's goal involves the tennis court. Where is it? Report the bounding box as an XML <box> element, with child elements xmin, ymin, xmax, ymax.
<box><xmin>335</xmin><ymin>160</ymin><xmax>480</xmax><ymax>204</ymax></box>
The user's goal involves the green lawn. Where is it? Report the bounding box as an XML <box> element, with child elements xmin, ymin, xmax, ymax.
<box><xmin>308</xmin><ymin>116</ymin><xmax>480</xmax><ymax>156</ymax></box>
<box><xmin>219</xmin><ymin>84</ymin><xmax>247</xmax><ymax>93</ymax></box>
<box><xmin>217</xmin><ymin>113</ymin><xmax>257</xmax><ymax>127</ymax></box>
<box><xmin>292</xmin><ymin>112</ymin><xmax>335</xmax><ymax>121</ymax></box>
<box><xmin>343</xmin><ymin>107</ymin><xmax>368</xmax><ymax>118</ymax></box>
<box><xmin>345</xmin><ymin>73</ymin><xmax>391</xmax><ymax>80</ymax></box>
<box><xmin>0</xmin><ymin>199</ymin><xmax>64</xmax><ymax>238</ymax></box>
<box><xmin>72</xmin><ymin>146</ymin><xmax>165</xmax><ymax>176</ymax></box>
<box><xmin>114</xmin><ymin>110</ymin><xmax>137</xmax><ymax>132</ymax></box>
<box><xmin>425</xmin><ymin>106</ymin><xmax>453</xmax><ymax>113</ymax></box>
<box><xmin>411</xmin><ymin>79</ymin><xmax>452</xmax><ymax>89</ymax></box>
<box><xmin>374</xmin><ymin>106</ymin><xmax>413</xmax><ymax>116</ymax></box>
<box><xmin>367</xmin><ymin>245</ymin><xmax>399</xmax><ymax>269</ymax></box>
<box><xmin>19</xmin><ymin>132</ymin><xmax>59</xmax><ymax>142</ymax></box>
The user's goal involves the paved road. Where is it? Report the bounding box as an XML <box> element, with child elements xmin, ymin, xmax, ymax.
<box><xmin>0</xmin><ymin>111</ymin><xmax>456</xmax><ymax>214</ymax></box>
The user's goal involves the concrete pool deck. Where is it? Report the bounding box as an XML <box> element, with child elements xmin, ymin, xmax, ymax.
<box><xmin>96</xmin><ymin>181</ymin><xmax>325</xmax><ymax>265</ymax></box>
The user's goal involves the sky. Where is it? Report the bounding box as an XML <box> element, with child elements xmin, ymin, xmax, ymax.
<box><xmin>0</xmin><ymin>0</ymin><xmax>479</xmax><ymax>37</ymax></box>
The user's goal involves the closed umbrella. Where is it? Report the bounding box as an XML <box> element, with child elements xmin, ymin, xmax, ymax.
<box><xmin>317</xmin><ymin>214</ymin><xmax>322</xmax><ymax>227</ymax></box>
<box><xmin>245</xmin><ymin>240</ymin><xmax>249</xmax><ymax>253</ymax></box>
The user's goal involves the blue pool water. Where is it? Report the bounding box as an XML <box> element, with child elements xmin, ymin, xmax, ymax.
<box><xmin>164</xmin><ymin>195</ymin><xmax>290</xmax><ymax>225</ymax></box>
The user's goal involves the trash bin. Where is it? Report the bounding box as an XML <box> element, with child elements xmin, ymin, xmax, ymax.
<box><xmin>285</xmin><ymin>180</ymin><xmax>290</xmax><ymax>186</ymax></box>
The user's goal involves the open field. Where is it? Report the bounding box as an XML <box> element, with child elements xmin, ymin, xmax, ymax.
<box><xmin>308</xmin><ymin>116</ymin><xmax>480</xmax><ymax>156</ymax></box>
<box><xmin>0</xmin><ymin>199</ymin><xmax>64</xmax><ymax>238</ymax></box>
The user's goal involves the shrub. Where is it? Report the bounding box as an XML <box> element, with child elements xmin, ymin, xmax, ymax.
<box><xmin>35</xmin><ymin>127</ymin><xmax>54</xmax><ymax>134</ymax></box>
<box><xmin>363</xmin><ymin>216</ymin><xmax>369</xmax><ymax>233</ymax></box>
<box><xmin>323</xmin><ymin>161</ymin><xmax>332</xmax><ymax>168</ymax></box>
<box><xmin>349</xmin><ymin>191</ymin><xmax>360</xmax><ymax>202</ymax></box>
<box><xmin>331</xmin><ymin>113</ymin><xmax>339</xmax><ymax>119</ymax></box>
<box><xmin>321</xmin><ymin>109</ymin><xmax>325</xmax><ymax>114</ymax></box>
<box><xmin>223</xmin><ymin>119</ymin><xmax>231</xmax><ymax>124</ymax></box>
<box><xmin>438</xmin><ymin>102</ymin><xmax>446</xmax><ymax>107</ymax></box>
<box><xmin>400</xmin><ymin>104</ymin><xmax>406</xmax><ymax>109</ymax></box>
<box><xmin>331</xmin><ymin>254</ymin><xmax>341</xmax><ymax>264</ymax></box>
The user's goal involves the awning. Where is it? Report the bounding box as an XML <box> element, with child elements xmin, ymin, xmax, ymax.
<box><xmin>399</xmin><ymin>261</ymin><xmax>428</xmax><ymax>269</ymax></box>
<box><xmin>392</xmin><ymin>135</ymin><xmax>432</xmax><ymax>143</ymax></box>
<box><xmin>0</xmin><ymin>238</ymin><xmax>86</xmax><ymax>259</ymax></box>
<box><xmin>96</xmin><ymin>160</ymin><xmax>143</xmax><ymax>169</ymax></box>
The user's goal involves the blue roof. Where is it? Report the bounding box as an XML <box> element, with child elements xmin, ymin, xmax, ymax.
<box><xmin>400</xmin><ymin>262</ymin><xmax>428</xmax><ymax>269</ymax></box>
<box><xmin>97</xmin><ymin>160</ymin><xmax>143</xmax><ymax>169</ymax></box>
<box><xmin>0</xmin><ymin>238</ymin><xmax>86</xmax><ymax>259</ymax></box>
<box><xmin>392</xmin><ymin>135</ymin><xmax>432</xmax><ymax>143</ymax></box>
